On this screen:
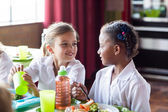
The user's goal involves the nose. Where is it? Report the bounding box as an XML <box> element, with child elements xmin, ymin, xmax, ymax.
<box><xmin>69</xmin><ymin>44</ymin><xmax>73</xmax><ymax>48</ymax></box>
<box><xmin>97</xmin><ymin>48</ymin><xmax>100</xmax><ymax>54</ymax></box>
<box><xmin>68</xmin><ymin>44</ymin><xmax>75</xmax><ymax>50</ymax></box>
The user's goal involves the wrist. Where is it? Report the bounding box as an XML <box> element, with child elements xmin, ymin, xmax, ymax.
<box><xmin>28</xmin><ymin>83</ymin><xmax>39</xmax><ymax>97</ymax></box>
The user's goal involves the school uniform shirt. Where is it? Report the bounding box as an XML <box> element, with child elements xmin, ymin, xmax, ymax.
<box><xmin>89</xmin><ymin>60</ymin><xmax>151</xmax><ymax>112</ymax></box>
<box><xmin>24</xmin><ymin>56</ymin><xmax>85</xmax><ymax>90</ymax></box>
<box><xmin>0</xmin><ymin>52</ymin><xmax>13</xmax><ymax>83</ymax></box>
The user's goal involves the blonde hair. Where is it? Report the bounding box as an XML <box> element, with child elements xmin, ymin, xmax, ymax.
<box><xmin>42</xmin><ymin>22</ymin><xmax>79</xmax><ymax>56</ymax></box>
<box><xmin>0</xmin><ymin>86</ymin><xmax>13</xmax><ymax>112</ymax></box>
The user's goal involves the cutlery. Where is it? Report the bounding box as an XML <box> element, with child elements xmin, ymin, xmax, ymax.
<box><xmin>80</xmin><ymin>87</ymin><xmax>90</xmax><ymax>100</ymax></box>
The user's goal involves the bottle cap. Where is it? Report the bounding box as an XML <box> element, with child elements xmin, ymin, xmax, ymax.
<box><xmin>58</xmin><ymin>66</ymin><xmax>67</xmax><ymax>76</ymax></box>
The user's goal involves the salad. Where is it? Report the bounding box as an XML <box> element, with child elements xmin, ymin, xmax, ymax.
<box><xmin>11</xmin><ymin>93</ymin><xmax>25</xmax><ymax>100</ymax></box>
<box><xmin>114</xmin><ymin>106</ymin><xmax>134</xmax><ymax>112</ymax></box>
<box><xmin>65</xmin><ymin>99</ymin><xmax>116</xmax><ymax>112</ymax></box>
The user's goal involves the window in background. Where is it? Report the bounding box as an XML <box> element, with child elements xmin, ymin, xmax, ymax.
<box><xmin>0</xmin><ymin>0</ymin><xmax>10</xmax><ymax>23</ymax></box>
<box><xmin>0</xmin><ymin>0</ymin><xmax>44</xmax><ymax>25</ymax></box>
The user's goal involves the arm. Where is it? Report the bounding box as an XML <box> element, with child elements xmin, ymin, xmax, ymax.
<box><xmin>22</xmin><ymin>74</ymin><xmax>39</xmax><ymax>97</ymax></box>
<box><xmin>23</xmin><ymin>59</ymin><xmax>41</xmax><ymax>97</ymax></box>
<box><xmin>88</xmin><ymin>80</ymin><xmax>96</xmax><ymax>100</ymax></box>
<box><xmin>0</xmin><ymin>52</ymin><xmax>13</xmax><ymax>83</ymax></box>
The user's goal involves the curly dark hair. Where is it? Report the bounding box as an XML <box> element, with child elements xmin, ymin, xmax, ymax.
<box><xmin>101</xmin><ymin>20</ymin><xmax>139</xmax><ymax>58</ymax></box>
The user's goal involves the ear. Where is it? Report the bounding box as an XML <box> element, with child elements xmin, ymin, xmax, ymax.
<box><xmin>113</xmin><ymin>44</ymin><xmax>120</xmax><ymax>55</ymax></box>
<box><xmin>46</xmin><ymin>45</ymin><xmax>54</xmax><ymax>54</ymax></box>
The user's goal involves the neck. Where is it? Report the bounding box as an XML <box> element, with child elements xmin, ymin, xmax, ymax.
<box><xmin>112</xmin><ymin>58</ymin><xmax>131</xmax><ymax>78</ymax></box>
<box><xmin>53</xmin><ymin>56</ymin><xmax>69</xmax><ymax>70</ymax></box>
<box><xmin>52</xmin><ymin>57</ymin><xmax>69</xmax><ymax>77</ymax></box>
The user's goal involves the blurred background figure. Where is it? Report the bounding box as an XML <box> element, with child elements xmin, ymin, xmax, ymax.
<box><xmin>0</xmin><ymin>42</ymin><xmax>13</xmax><ymax>83</ymax></box>
<box><xmin>0</xmin><ymin>86</ymin><xmax>13</xmax><ymax>112</ymax></box>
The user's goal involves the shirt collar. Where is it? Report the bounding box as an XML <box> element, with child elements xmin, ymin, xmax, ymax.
<box><xmin>117</xmin><ymin>60</ymin><xmax>135</xmax><ymax>81</ymax></box>
<box><xmin>66</xmin><ymin>58</ymin><xmax>76</xmax><ymax>69</ymax></box>
<box><xmin>44</xmin><ymin>56</ymin><xmax>76</xmax><ymax>69</ymax></box>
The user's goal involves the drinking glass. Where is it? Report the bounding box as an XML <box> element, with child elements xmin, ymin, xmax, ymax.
<box><xmin>18</xmin><ymin>45</ymin><xmax>28</xmax><ymax>60</ymax></box>
<box><xmin>40</xmin><ymin>90</ymin><xmax>56</xmax><ymax>112</ymax></box>
<box><xmin>13</xmin><ymin>71</ymin><xmax>28</xmax><ymax>95</ymax></box>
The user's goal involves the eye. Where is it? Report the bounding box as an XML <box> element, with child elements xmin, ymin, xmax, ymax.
<box><xmin>72</xmin><ymin>42</ymin><xmax>77</xmax><ymax>46</ymax></box>
<box><xmin>60</xmin><ymin>43</ymin><xmax>68</xmax><ymax>46</ymax></box>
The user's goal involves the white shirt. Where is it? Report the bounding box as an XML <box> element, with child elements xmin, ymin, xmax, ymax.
<box><xmin>89</xmin><ymin>60</ymin><xmax>151</xmax><ymax>112</ymax></box>
<box><xmin>0</xmin><ymin>52</ymin><xmax>13</xmax><ymax>83</ymax></box>
<box><xmin>25</xmin><ymin>56</ymin><xmax>85</xmax><ymax>90</ymax></box>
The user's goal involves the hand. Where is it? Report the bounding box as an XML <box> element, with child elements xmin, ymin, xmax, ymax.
<box><xmin>8</xmin><ymin>65</ymin><xmax>39</xmax><ymax>97</ymax></box>
<box><xmin>22</xmin><ymin>73</ymin><xmax>39</xmax><ymax>97</ymax></box>
<box><xmin>22</xmin><ymin>73</ymin><xmax>35</xmax><ymax>88</ymax></box>
<box><xmin>8</xmin><ymin>64</ymin><xmax>24</xmax><ymax>84</ymax></box>
<box><xmin>71</xmin><ymin>82</ymin><xmax>88</xmax><ymax>101</ymax></box>
<box><xmin>10</xmin><ymin>64</ymin><xmax>24</xmax><ymax>75</ymax></box>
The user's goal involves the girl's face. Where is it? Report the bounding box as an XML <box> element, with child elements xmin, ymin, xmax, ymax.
<box><xmin>97</xmin><ymin>32</ymin><xmax>117</xmax><ymax>66</ymax></box>
<box><xmin>51</xmin><ymin>31</ymin><xmax>78</xmax><ymax>63</ymax></box>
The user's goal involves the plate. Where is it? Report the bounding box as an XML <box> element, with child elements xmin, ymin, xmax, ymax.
<box><xmin>65</xmin><ymin>103</ymin><xmax>119</xmax><ymax>112</ymax></box>
<box><xmin>12</xmin><ymin>56</ymin><xmax>33</xmax><ymax>62</ymax></box>
<box><xmin>98</xmin><ymin>104</ymin><xmax>119</xmax><ymax>112</ymax></box>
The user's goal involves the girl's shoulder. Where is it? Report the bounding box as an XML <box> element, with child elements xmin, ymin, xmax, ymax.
<box><xmin>40</xmin><ymin>56</ymin><xmax>52</xmax><ymax>63</ymax></box>
<box><xmin>68</xmin><ymin>59</ymin><xmax>85</xmax><ymax>68</ymax></box>
<box><xmin>30</xmin><ymin>55</ymin><xmax>53</xmax><ymax>66</ymax></box>
<box><xmin>97</xmin><ymin>66</ymin><xmax>113</xmax><ymax>73</ymax></box>
<box><xmin>0</xmin><ymin>51</ymin><xmax>4</xmax><ymax>57</ymax></box>
<box><xmin>128</xmin><ymin>70</ymin><xmax>150</xmax><ymax>88</ymax></box>
<box><xmin>96</xmin><ymin>66</ymin><xmax>114</xmax><ymax>78</ymax></box>
<box><xmin>0</xmin><ymin>51</ymin><xmax>11</xmax><ymax>61</ymax></box>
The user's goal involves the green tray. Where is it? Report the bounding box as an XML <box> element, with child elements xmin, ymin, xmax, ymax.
<box><xmin>12</xmin><ymin>56</ymin><xmax>33</xmax><ymax>67</ymax></box>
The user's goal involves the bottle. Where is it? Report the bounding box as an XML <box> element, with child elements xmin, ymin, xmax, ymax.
<box><xmin>55</xmin><ymin>66</ymin><xmax>71</xmax><ymax>110</ymax></box>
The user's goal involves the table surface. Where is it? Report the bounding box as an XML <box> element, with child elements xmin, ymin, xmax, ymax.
<box><xmin>25</xmin><ymin>107</ymin><xmax>64</xmax><ymax>112</ymax></box>
<box><xmin>25</xmin><ymin>106</ymin><xmax>39</xmax><ymax>112</ymax></box>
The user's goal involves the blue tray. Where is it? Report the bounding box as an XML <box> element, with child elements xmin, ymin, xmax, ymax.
<box><xmin>9</xmin><ymin>89</ymin><xmax>40</xmax><ymax>112</ymax></box>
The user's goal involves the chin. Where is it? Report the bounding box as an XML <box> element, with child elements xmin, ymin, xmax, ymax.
<box><xmin>102</xmin><ymin>61</ymin><xmax>107</xmax><ymax>66</ymax></box>
<box><xmin>102</xmin><ymin>62</ymin><xmax>111</xmax><ymax>66</ymax></box>
<box><xmin>66</xmin><ymin>57</ymin><xmax>75</xmax><ymax>61</ymax></box>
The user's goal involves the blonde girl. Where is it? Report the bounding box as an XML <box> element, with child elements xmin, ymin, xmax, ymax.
<box><xmin>9</xmin><ymin>22</ymin><xmax>85</xmax><ymax>96</ymax></box>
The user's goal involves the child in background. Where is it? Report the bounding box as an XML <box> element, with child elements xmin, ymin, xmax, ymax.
<box><xmin>0</xmin><ymin>42</ymin><xmax>13</xmax><ymax>83</ymax></box>
<box><xmin>9</xmin><ymin>22</ymin><xmax>85</xmax><ymax>96</ymax></box>
<box><xmin>0</xmin><ymin>86</ymin><xmax>13</xmax><ymax>112</ymax></box>
<box><xmin>72</xmin><ymin>20</ymin><xmax>151</xmax><ymax>112</ymax></box>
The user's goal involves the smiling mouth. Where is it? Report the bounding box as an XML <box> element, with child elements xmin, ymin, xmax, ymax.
<box><xmin>66</xmin><ymin>53</ymin><xmax>74</xmax><ymax>56</ymax></box>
